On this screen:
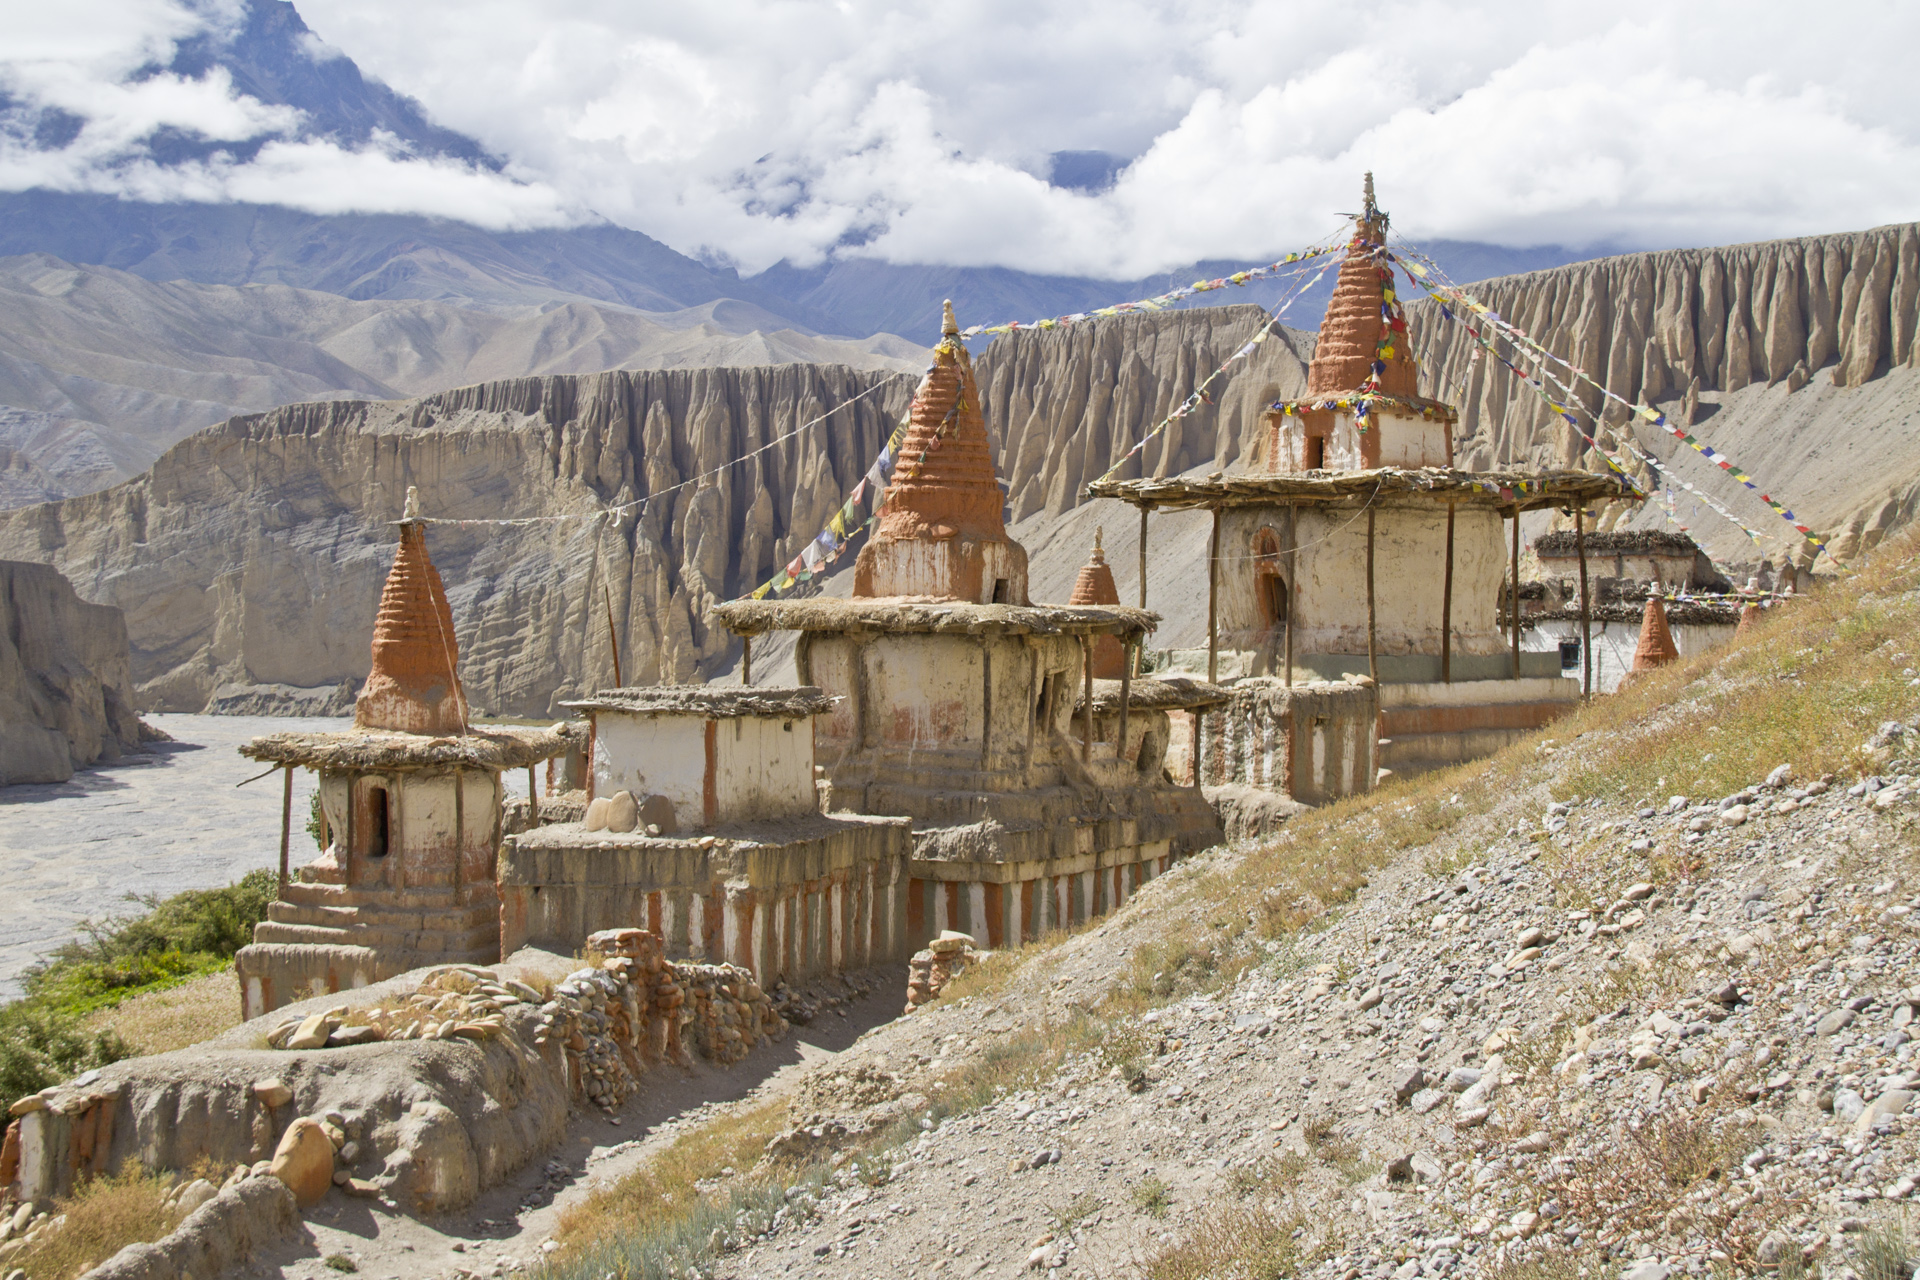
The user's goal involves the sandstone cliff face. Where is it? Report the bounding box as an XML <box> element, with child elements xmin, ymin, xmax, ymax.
<box><xmin>8</xmin><ymin>219</ymin><xmax>1920</xmax><ymax>718</ymax></box>
<box><xmin>1409</xmin><ymin>223</ymin><xmax>1920</xmax><ymax>563</ymax></box>
<box><xmin>983</xmin><ymin>306</ymin><xmax>1311</xmax><ymax>521</ymax></box>
<box><xmin>0</xmin><ymin>307</ymin><xmax>1312</xmax><ymax>716</ymax></box>
<box><xmin>0</xmin><ymin>559</ymin><xmax>145</xmax><ymax>783</ymax></box>
<box><xmin>0</xmin><ymin>366</ymin><xmax>915</xmax><ymax>715</ymax></box>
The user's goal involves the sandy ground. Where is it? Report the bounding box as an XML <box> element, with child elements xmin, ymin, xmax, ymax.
<box><xmin>0</xmin><ymin>714</ymin><xmax>549</xmax><ymax>999</ymax></box>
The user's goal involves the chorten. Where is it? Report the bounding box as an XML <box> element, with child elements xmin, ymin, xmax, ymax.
<box><xmin>1069</xmin><ymin>529</ymin><xmax>1126</xmax><ymax>679</ymax></box>
<box><xmin>853</xmin><ymin>302</ymin><xmax>1028</xmax><ymax>604</ymax></box>
<box><xmin>355</xmin><ymin>487</ymin><xmax>466</xmax><ymax>735</ymax></box>
<box><xmin>1631</xmin><ymin>596</ymin><xmax>1680</xmax><ymax>670</ymax></box>
<box><xmin>1306</xmin><ymin>172</ymin><xmax>1418</xmax><ymax>401</ymax></box>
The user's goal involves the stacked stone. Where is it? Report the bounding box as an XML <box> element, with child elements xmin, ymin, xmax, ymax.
<box><xmin>675</xmin><ymin>964</ymin><xmax>784</xmax><ymax>1066</ymax></box>
<box><xmin>533</xmin><ymin>967</ymin><xmax>638</xmax><ymax>1111</ymax></box>
<box><xmin>904</xmin><ymin>930</ymin><xmax>981</xmax><ymax>1012</ymax></box>
<box><xmin>583</xmin><ymin>928</ymin><xmax>687</xmax><ymax>1064</ymax></box>
<box><xmin>262</xmin><ymin>966</ymin><xmax>527</xmax><ymax>1049</ymax></box>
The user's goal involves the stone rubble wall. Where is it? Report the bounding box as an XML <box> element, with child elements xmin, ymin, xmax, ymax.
<box><xmin>1</xmin><ymin>938</ymin><xmax>783</xmax><ymax>1220</ymax></box>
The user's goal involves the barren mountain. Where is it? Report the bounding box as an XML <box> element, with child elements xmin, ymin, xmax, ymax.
<box><xmin>0</xmin><ymin>254</ymin><xmax>924</xmax><ymax>502</ymax></box>
<box><xmin>4</xmin><ymin>222</ymin><xmax>1920</xmax><ymax>715</ymax></box>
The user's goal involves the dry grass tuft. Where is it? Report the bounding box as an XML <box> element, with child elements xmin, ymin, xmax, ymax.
<box><xmin>548</xmin><ymin>1098</ymin><xmax>788</xmax><ymax>1267</ymax></box>
<box><xmin>1142</xmin><ymin>1199</ymin><xmax>1304</xmax><ymax>1280</ymax></box>
<box><xmin>10</xmin><ymin>1166</ymin><xmax>175</xmax><ymax>1280</ymax></box>
<box><xmin>82</xmin><ymin>969</ymin><xmax>241</xmax><ymax>1056</ymax></box>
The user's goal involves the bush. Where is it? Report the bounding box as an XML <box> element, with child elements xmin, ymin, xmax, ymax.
<box><xmin>0</xmin><ymin>869</ymin><xmax>277</xmax><ymax>1116</ymax></box>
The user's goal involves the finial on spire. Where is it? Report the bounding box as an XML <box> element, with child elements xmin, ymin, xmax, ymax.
<box><xmin>1363</xmin><ymin>171</ymin><xmax>1376</xmax><ymax>216</ymax></box>
<box><xmin>942</xmin><ymin>299</ymin><xmax>958</xmax><ymax>337</ymax></box>
<box><xmin>1094</xmin><ymin>525</ymin><xmax>1103</xmax><ymax>554</ymax></box>
<box><xmin>402</xmin><ymin>485</ymin><xmax>421</xmax><ymax>522</ymax></box>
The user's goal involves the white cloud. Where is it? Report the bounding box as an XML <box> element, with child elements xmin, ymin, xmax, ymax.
<box><xmin>2</xmin><ymin>0</ymin><xmax>1918</xmax><ymax>272</ymax></box>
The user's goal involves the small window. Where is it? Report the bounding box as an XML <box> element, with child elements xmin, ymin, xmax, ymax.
<box><xmin>1303</xmin><ymin>434</ymin><xmax>1325</xmax><ymax>470</ymax></box>
<box><xmin>991</xmin><ymin>578</ymin><xmax>1010</xmax><ymax>603</ymax></box>
<box><xmin>366</xmin><ymin>785</ymin><xmax>390</xmax><ymax>858</ymax></box>
<box><xmin>1559</xmin><ymin>639</ymin><xmax>1582</xmax><ymax>671</ymax></box>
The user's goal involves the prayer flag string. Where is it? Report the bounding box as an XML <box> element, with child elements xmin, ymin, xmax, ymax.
<box><xmin>1390</xmin><ymin>238</ymin><xmax>1838</xmax><ymax>566</ymax></box>
<box><xmin>957</xmin><ymin>240</ymin><xmax>1344</xmax><ymax>340</ymax></box>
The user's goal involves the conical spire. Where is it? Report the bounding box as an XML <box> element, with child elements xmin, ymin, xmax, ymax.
<box><xmin>355</xmin><ymin>487</ymin><xmax>467</xmax><ymax>735</ymax></box>
<box><xmin>1735</xmin><ymin>600</ymin><xmax>1763</xmax><ymax>637</ymax></box>
<box><xmin>871</xmin><ymin>303</ymin><xmax>1009</xmax><ymax>547</ymax></box>
<box><xmin>854</xmin><ymin>303</ymin><xmax>1029</xmax><ymax>602</ymax></box>
<box><xmin>1631</xmin><ymin>595</ymin><xmax>1679</xmax><ymax>671</ymax></box>
<box><xmin>1306</xmin><ymin>175</ymin><xmax>1417</xmax><ymax>398</ymax></box>
<box><xmin>1069</xmin><ymin>528</ymin><xmax>1125</xmax><ymax>678</ymax></box>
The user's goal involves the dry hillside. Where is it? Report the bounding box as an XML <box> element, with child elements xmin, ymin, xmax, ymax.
<box><xmin>492</xmin><ymin>529</ymin><xmax>1920</xmax><ymax>1280</ymax></box>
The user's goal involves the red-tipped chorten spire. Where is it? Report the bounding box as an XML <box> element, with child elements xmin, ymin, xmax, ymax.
<box><xmin>1069</xmin><ymin>527</ymin><xmax>1126</xmax><ymax>678</ymax></box>
<box><xmin>355</xmin><ymin>486</ymin><xmax>468</xmax><ymax>735</ymax></box>
<box><xmin>854</xmin><ymin>301</ymin><xmax>1029</xmax><ymax>602</ymax></box>
<box><xmin>1631</xmin><ymin>595</ymin><xmax>1680</xmax><ymax>671</ymax></box>
<box><xmin>1306</xmin><ymin>172</ymin><xmax>1417</xmax><ymax>398</ymax></box>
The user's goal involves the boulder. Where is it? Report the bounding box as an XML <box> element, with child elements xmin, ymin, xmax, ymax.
<box><xmin>584</xmin><ymin>797</ymin><xmax>611</xmax><ymax>832</ymax></box>
<box><xmin>605</xmin><ymin>790</ymin><xmax>639</xmax><ymax>834</ymax></box>
<box><xmin>268</xmin><ymin>1117</ymin><xmax>335</xmax><ymax>1206</ymax></box>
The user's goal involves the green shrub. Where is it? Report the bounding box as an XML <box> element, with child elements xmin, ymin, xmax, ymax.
<box><xmin>0</xmin><ymin>868</ymin><xmax>277</xmax><ymax>1116</ymax></box>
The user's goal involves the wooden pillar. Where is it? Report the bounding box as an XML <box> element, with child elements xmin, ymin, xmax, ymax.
<box><xmin>1440</xmin><ymin>501</ymin><xmax>1456</xmax><ymax>684</ymax></box>
<box><xmin>1137</xmin><ymin>505</ymin><xmax>1149</xmax><ymax>609</ymax></box>
<box><xmin>1081</xmin><ymin>634</ymin><xmax>1094</xmax><ymax>764</ymax></box>
<box><xmin>1510</xmin><ymin>508</ymin><xmax>1522</xmax><ymax>679</ymax></box>
<box><xmin>344</xmin><ymin>772</ymin><xmax>355</xmax><ymax>886</ymax></box>
<box><xmin>1207</xmin><ymin>507</ymin><xmax>1220</xmax><ymax>683</ymax></box>
<box><xmin>1576</xmin><ymin>505</ymin><xmax>1592</xmax><ymax>699</ymax></box>
<box><xmin>277</xmin><ymin>765</ymin><xmax>293</xmax><ymax>900</ymax></box>
<box><xmin>1285</xmin><ymin>504</ymin><xmax>1297</xmax><ymax>687</ymax></box>
<box><xmin>527</xmin><ymin>766</ymin><xmax>539</xmax><ymax>824</ymax></box>
<box><xmin>1365</xmin><ymin>507</ymin><xmax>1377</xmax><ymax>683</ymax></box>
<box><xmin>1118</xmin><ymin>639</ymin><xmax>1132</xmax><ymax>761</ymax></box>
<box><xmin>742</xmin><ymin>634</ymin><xmax>752</xmax><ymax>686</ymax></box>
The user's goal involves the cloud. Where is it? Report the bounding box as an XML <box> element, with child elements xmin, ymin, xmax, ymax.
<box><xmin>0</xmin><ymin>0</ymin><xmax>584</xmax><ymax>232</ymax></box>
<box><xmin>3</xmin><ymin>0</ymin><xmax>1919</xmax><ymax>272</ymax></box>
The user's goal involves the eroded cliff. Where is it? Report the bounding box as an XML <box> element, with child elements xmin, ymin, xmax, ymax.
<box><xmin>0</xmin><ymin>309</ymin><xmax>1312</xmax><ymax>715</ymax></box>
<box><xmin>0</xmin><ymin>559</ymin><xmax>146</xmax><ymax>783</ymax></box>
<box><xmin>1409</xmin><ymin>222</ymin><xmax>1920</xmax><ymax>564</ymax></box>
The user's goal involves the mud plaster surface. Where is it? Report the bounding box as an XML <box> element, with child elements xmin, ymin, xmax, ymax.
<box><xmin>0</xmin><ymin>714</ymin><xmax>543</xmax><ymax>999</ymax></box>
<box><xmin>243</xmin><ymin>974</ymin><xmax>903</xmax><ymax>1280</ymax></box>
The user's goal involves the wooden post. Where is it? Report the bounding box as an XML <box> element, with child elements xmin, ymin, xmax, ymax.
<box><xmin>603</xmin><ymin>585</ymin><xmax>624</xmax><ymax>687</ymax></box>
<box><xmin>1510</xmin><ymin>508</ymin><xmax>1522</xmax><ymax>679</ymax></box>
<box><xmin>1285</xmin><ymin>504</ymin><xmax>1297</xmax><ymax>687</ymax></box>
<box><xmin>527</xmin><ymin>765</ymin><xmax>539</xmax><ymax>824</ymax></box>
<box><xmin>1441</xmin><ymin>502</ymin><xmax>1456</xmax><ymax>684</ymax></box>
<box><xmin>344</xmin><ymin>773</ymin><xmax>355</xmax><ymax>886</ymax></box>
<box><xmin>742</xmin><ymin>634</ymin><xmax>752</xmax><ymax>686</ymax></box>
<box><xmin>1118</xmin><ymin>638</ymin><xmax>1132</xmax><ymax>761</ymax></box>
<box><xmin>1137</xmin><ymin>505</ymin><xmax>1149</xmax><ymax>610</ymax></box>
<box><xmin>1133</xmin><ymin>506</ymin><xmax>1149</xmax><ymax>679</ymax></box>
<box><xmin>1080</xmin><ymin>635</ymin><xmax>1094</xmax><ymax>764</ymax></box>
<box><xmin>1207</xmin><ymin>507</ymin><xmax>1220</xmax><ymax>684</ymax></box>
<box><xmin>1576</xmin><ymin>505</ymin><xmax>1592</xmax><ymax>699</ymax></box>
<box><xmin>278</xmin><ymin>765</ymin><xmax>293</xmax><ymax>900</ymax></box>
<box><xmin>1365</xmin><ymin>507</ymin><xmax>1377</xmax><ymax>683</ymax></box>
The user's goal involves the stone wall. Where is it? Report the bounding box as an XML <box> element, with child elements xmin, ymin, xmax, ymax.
<box><xmin>0</xmin><ymin>558</ymin><xmax>146</xmax><ymax>784</ymax></box>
